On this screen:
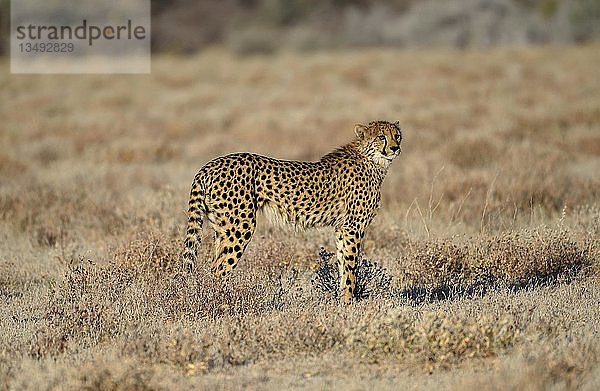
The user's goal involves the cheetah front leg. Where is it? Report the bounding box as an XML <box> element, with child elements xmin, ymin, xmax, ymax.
<box><xmin>335</xmin><ymin>226</ymin><xmax>363</xmax><ymax>303</ymax></box>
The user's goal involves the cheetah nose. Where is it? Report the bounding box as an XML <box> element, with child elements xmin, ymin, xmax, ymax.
<box><xmin>391</xmin><ymin>145</ymin><xmax>401</xmax><ymax>153</ymax></box>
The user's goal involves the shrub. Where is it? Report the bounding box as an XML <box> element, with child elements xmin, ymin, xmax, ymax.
<box><xmin>311</xmin><ymin>247</ymin><xmax>392</xmax><ymax>300</ymax></box>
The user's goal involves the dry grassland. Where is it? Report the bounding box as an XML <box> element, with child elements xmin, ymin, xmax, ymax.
<box><xmin>1</xmin><ymin>45</ymin><xmax>599</xmax><ymax>390</ymax></box>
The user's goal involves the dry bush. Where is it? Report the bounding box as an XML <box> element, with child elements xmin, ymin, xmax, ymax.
<box><xmin>458</xmin><ymin>324</ymin><xmax>600</xmax><ymax>390</ymax></box>
<box><xmin>311</xmin><ymin>247</ymin><xmax>392</xmax><ymax>300</ymax></box>
<box><xmin>348</xmin><ymin>307</ymin><xmax>520</xmax><ymax>368</ymax></box>
<box><xmin>0</xmin><ymin>184</ymin><xmax>80</xmax><ymax>246</ymax></box>
<box><xmin>398</xmin><ymin>228</ymin><xmax>592</xmax><ymax>294</ymax></box>
<box><xmin>439</xmin><ymin>154</ymin><xmax>599</xmax><ymax>230</ymax></box>
<box><xmin>0</xmin><ymin>182</ymin><xmax>125</xmax><ymax>247</ymax></box>
<box><xmin>12</xmin><ymin>352</ymin><xmax>160</xmax><ymax>391</ymax></box>
<box><xmin>30</xmin><ymin>233</ymin><xmax>312</xmax><ymax>360</ymax></box>
<box><xmin>497</xmin><ymin>166</ymin><xmax>599</xmax><ymax>216</ymax></box>
<box><xmin>112</xmin><ymin>232</ymin><xmax>181</xmax><ymax>276</ymax></box>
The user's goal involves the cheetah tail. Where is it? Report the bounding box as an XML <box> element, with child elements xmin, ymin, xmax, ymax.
<box><xmin>182</xmin><ymin>186</ymin><xmax>205</xmax><ymax>271</ymax></box>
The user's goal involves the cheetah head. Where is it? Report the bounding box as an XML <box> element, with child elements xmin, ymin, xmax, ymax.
<box><xmin>354</xmin><ymin>120</ymin><xmax>402</xmax><ymax>167</ymax></box>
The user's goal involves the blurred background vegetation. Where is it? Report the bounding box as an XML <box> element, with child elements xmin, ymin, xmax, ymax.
<box><xmin>2</xmin><ymin>0</ymin><xmax>600</xmax><ymax>55</ymax></box>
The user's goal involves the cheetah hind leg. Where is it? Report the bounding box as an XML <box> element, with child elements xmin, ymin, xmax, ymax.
<box><xmin>210</xmin><ymin>219</ymin><xmax>256</xmax><ymax>278</ymax></box>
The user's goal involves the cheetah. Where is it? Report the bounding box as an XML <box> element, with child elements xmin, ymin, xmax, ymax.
<box><xmin>182</xmin><ymin>120</ymin><xmax>402</xmax><ymax>302</ymax></box>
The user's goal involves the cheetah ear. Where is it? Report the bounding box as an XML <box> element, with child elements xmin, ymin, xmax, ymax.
<box><xmin>394</xmin><ymin>120</ymin><xmax>400</xmax><ymax>128</ymax></box>
<box><xmin>354</xmin><ymin>124</ymin><xmax>368</xmax><ymax>140</ymax></box>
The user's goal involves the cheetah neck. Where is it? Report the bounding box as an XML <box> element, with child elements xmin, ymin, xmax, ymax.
<box><xmin>320</xmin><ymin>141</ymin><xmax>390</xmax><ymax>180</ymax></box>
<box><xmin>367</xmin><ymin>154</ymin><xmax>394</xmax><ymax>172</ymax></box>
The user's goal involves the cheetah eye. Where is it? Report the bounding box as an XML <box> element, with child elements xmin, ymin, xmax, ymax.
<box><xmin>378</xmin><ymin>135</ymin><xmax>386</xmax><ymax>140</ymax></box>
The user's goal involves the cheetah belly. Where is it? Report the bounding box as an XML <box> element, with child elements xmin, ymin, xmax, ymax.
<box><xmin>253</xmin><ymin>160</ymin><xmax>346</xmax><ymax>230</ymax></box>
<box><xmin>260</xmin><ymin>197</ymin><xmax>346</xmax><ymax>231</ymax></box>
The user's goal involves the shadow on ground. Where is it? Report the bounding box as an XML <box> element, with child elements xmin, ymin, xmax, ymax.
<box><xmin>311</xmin><ymin>247</ymin><xmax>590</xmax><ymax>305</ymax></box>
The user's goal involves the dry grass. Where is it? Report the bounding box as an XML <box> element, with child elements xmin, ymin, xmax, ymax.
<box><xmin>1</xmin><ymin>44</ymin><xmax>599</xmax><ymax>390</ymax></box>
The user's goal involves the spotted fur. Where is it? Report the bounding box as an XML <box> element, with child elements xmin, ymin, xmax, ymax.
<box><xmin>182</xmin><ymin>120</ymin><xmax>402</xmax><ymax>302</ymax></box>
